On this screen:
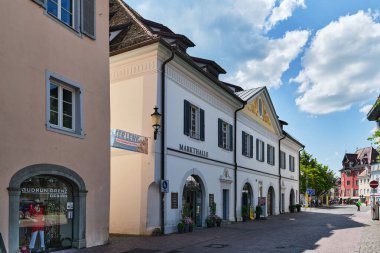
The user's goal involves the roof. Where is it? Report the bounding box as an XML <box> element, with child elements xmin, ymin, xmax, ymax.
<box><xmin>355</xmin><ymin>147</ymin><xmax>379</xmax><ymax>164</ymax></box>
<box><xmin>191</xmin><ymin>57</ymin><xmax>227</xmax><ymax>78</ymax></box>
<box><xmin>109</xmin><ymin>0</ymin><xmax>194</xmax><ymax>55</ymax></box>
<box><xmin>283</xmin><ymin>130</ymin><xmax>305</xmax><ymax>148</ymax></box>
<box><xmin>235</xmin><ymin>87</ymin><xmax>264</xmax><ymax>101</ymax></box>
<box><xmin>367</xmin><ymin>95</ymin><xmax>380</xmax><ymax>121</ymax></box>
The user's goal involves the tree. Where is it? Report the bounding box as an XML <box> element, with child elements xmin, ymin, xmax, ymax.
<box><xmin>367</xmin><ymin>99</ymin><xmax>380</xmax><ymax>160</ymax></box>
<box><xmin>299</xmin><ymin>150</ymin><xmax>336</xmax><ymax>198</ymax></box>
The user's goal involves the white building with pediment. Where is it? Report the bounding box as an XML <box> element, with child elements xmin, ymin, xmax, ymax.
<box><xmin>109</xmin><ymin>0</ymin><xmax>304</xmax><ymax>235</ymax></box>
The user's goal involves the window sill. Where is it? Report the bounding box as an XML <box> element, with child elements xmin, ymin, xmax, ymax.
<box><xmin>47</xmin><ymin>125</ymin><xmax>84</xmax><ymax>139</ymax></box>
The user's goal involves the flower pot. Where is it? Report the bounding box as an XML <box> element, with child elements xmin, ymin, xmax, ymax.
<box><xmin>184</xmin><ymin>223</ymin><xmax>190</xmax><ymax>232</ymax></box>
<box><xmin>189</xmin><ymin>224</ymin><xmax>194</xmax><ymax>232</ymax></box>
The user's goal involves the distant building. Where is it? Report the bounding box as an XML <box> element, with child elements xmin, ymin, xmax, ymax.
<box><xmin>339</xmin><ymin>147</ymin><xmax>379</xmax><ymax>203</ymax></box>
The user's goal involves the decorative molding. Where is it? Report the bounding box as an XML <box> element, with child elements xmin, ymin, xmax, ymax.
<box><xmin>110</xmin><ymin>58</ymin><xmax>158</xmax><ymax>82</ymax></box>
<box><xmin>165</xmin><ymin>65</ymin><xmax>234</xmax><ymax>115</ymax></box>
<box><xmin>220</xmin><ymin>168</ymin><xmax>233</xmax><ymax>184</ymax></box>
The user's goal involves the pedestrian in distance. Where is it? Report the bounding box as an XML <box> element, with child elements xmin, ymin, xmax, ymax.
<box><xmin>356</xmin><ymin>201</ymin><xmax>361</xmax><ymax>211</ymax></box>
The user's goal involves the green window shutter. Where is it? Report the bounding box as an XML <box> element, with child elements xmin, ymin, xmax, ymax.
<box><xmin>184</xmin><ymin>100</ymin><xmax>190</xmax><ymax>136</ymax></box>
<box><xmin>81</xmin><ymin>0</ymin><xmax>96</xmax><ymax>39</ymax></box>
<box><xmin>267</xmin><ymin>145</ymin><xmax>270</xmax><ymax>164</ymax></box>
<box><xmin>218</xmin><ymin>119</ymin><xmax>222</xmax><ymax>148</ymax></box>
<box><xmin>256</xmin><ymin>139</ymin><xmax>259</xmax><ymax>160</ymax></box>
<box><xmin>200</xmin><ymin>108</ymin><xmax>205</xmax><ymax>141</ymax></box>
<box><xmin>31</xmin><ymin>0</ymin><xmax>45</xmax><ymax>8</ymax></box>
<box><xmin>229</xmin><ymin>124</ymin><xmax>233</xmax><ymax>151</ymax></box>
<box><xmin>261</xmin><ymin>141</ymin><xmax>264</xmax><ymax>161</ymax></box>
<box><xmin>249</xmin><ymin>135</ymin><xmax>253</xmax><ymax>158</ymax></box>
<box><xmin>242</xmin><ymin>131</ymin><xmax>246</xmax><ymax>156</ymax></box>
<box><xmin>272</xmin><ymin>147</ymin><xmax>275</xmax><ymax>166</ymax></box>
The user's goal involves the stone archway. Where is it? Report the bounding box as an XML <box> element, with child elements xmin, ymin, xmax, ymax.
<box><xmin>267</xmin><ymin>186</ymin><xmax>275</xmax><ymax>216</ymax></box>
<box><xmin>182</xmin><ymin>175</ymin><xmax>204</xmax><ymax>227</ymax></box>
<box><xmin>8</xmin><ymin>164</ymin><xmax>87</xmax><ymax>253</ymax></box>
<box><xmin>290</xmin><ymin>189</ymin><xmax>295</xmax><ymax>207</ymax></box>
<box><xmin>241</xmin><ymin>183</ymin><xmax>253</xmax><ymax>220</ymax></box>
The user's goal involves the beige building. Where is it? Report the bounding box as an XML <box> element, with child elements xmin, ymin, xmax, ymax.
<box><xmin>0</xmin><ymin>1</ymin><xmax>110</xmax><ymax>252</ymax></box>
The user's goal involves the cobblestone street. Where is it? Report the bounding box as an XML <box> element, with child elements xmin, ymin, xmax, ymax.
<box><xmin>61</xmin><ymin>205</ymin><xmax>380</xmax><ymax>253</ymax></box>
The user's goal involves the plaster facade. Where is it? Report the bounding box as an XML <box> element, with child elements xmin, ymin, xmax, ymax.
<box><xmin>0</xmin><ymin>1</ymin><xmax>110</xmax><ymax>252</ymax></box>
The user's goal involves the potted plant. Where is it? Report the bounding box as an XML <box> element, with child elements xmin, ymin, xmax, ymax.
<box><xmin>189</xmin><ymin>222</ymin><xmax>194</xmax><ymax>232</ymax></box>
<box><xmin>183</xmin><ymin>216</ymin><xmax>192</xmax><ymax>232</ymax></box>
<box><xmin>206</xmin><ymin>217</ymin><xmax>214</xmax><ymax>227</ymax></box>
<box><xmin>177</xmin><ymin>222</ymin><xmax>184</xmax><ymax>233</ymax></box>
<box><xmin>289</xmin><ymin>205</ymin><xmax>295</xmax><ymax>213</ymax></box>
<box><xmin>255</xmin><ymin>205</ymin><xmax>262</xmax><ymax>220</ymax></box>
<box><xmin>242</xmin><ymin>205</ymin><xmax>248</xmax><ymax>222</ymax></box>
<box><xmin>296</xmin><ymin>204</ymin><xmax>302</xmax><ymax>212</ymax></box>
<box><xmin>216</xmin><ymin>216</ymin><xmax>222</xmax><ymax>227</ymax></box>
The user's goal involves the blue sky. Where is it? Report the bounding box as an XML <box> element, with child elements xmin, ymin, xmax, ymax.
<box><xmin>125</xmin><ymin>0</ymin><xmax>380</xmax><ymax>175</ymax></box>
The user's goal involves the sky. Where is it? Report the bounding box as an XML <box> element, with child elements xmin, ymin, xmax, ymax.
<box><xmin>125</xmin><ymin>0</ymin><xmax>380</xmax><ymax>175</ymax></box>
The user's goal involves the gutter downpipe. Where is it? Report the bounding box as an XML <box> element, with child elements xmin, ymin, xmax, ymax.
<box><xmin>234</xmin><ymin>102</ymin><xmax>246</xmax><ymax>222</ymax></box>
<box><xmin>298</xmin><ymin>146</ymin><xmax>305</xmax><ymax>204</ymax></box>
<box><xmin>278</xmin><ymin>134</ymin><xmax>286</xmax><ymax>214</ymax></box>
<box><xmin>160</xmin><ymin>46</ymin><xmax>175</xmax><ymax>234</ymax></box>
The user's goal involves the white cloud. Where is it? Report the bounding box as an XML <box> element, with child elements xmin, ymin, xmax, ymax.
<box><xmin>360</xmin><ymin>104</ymin><xmax>373</xmax><ymax>115</ymax></box>
<box><xmin>292</xmin><ymin>11</ymin><xmax>380</xmax><ymax>114</ymax></box>
<box><xmin>229</xmin><ymin>30</ymin><xmax>309</xmax><ymax>89</ymax></box>
<box><xmin>265</xmin><ymin>0</ymin><xmax>306</xmax><ymax>31</ymax></box>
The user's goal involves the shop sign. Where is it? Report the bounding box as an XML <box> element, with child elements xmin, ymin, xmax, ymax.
<box><xmin>21</xmin><ymin>187</ymin><xmax>68</xmax><ymax>198</ymax></box>
<box><xmin>179</xmin><ymin>144</ymin><xmax>208</xmax><ymax>158</ymax></box>
<box><xmin>111</xmin><ymin>128</ymin><xmax>148</xmax><ymax>154</ymax></box>
<box><xmin>161</xmin><ymin>180</ymin><xmax>169</xmax><ymax>193</ymax></box>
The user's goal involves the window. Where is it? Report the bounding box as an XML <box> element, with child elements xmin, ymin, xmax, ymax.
<box><xmin>218</xmin><ymin>119</ymin><xmax>233</xmax><ymax>151</ymax></box>
<box><xmin>280</xmin><ymin>151</ymin><xmax>286</xmax><ymax>169</ymax></box>
<box><xmin>258</xmin><ymin>98</ymin><xmax>263</xmax><ymax>118</ymax></box>
<box><xmin>289</xmin><ymin>155</ymin><xmax>295</xmax><ymax>172</ymax></box>
<box><xmin>356</xmin><ymin>180</ymin><xmax>358</xmax><ymax>186</ymax></box>
<box><xmin>347</xmin><ymin>181</ymin><xmax>350</xmax><ymax>186</ymax></box>
<box><xmin>267</xmin><ymin>144</ymin><xmax>275</xmax><ymax>165</ymax></box>
<box><xmin>242</xmin><ymin>131</ymin><xmax>253</xmax><ymax>158</ymax></box>
<box><xmin>184</xmin><ymin>100</ymin><xmax>204</xmax><ymax>141</ymax></box>
<box><xmin>47</xmin><ymin>0</ymin><xmax>74</xmax><ymax>26</ymax></box>
<box><xmin>46</xmin><ymin>71</ymin><xmax>83</xmax><ymax>137</ymax></box>
<box><xmin>256</xmin><ymin>139</ymin><xmax>264</xmax><ymax>162</ymax></box>
<box><xmin>31</xmin><ymin>0</ymin><xmax>96</xmax><ymax>39</ymax></box>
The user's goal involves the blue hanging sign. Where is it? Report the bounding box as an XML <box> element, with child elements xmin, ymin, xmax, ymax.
<box><xmin>110</xmin><ymin>128</ymin><xmax>148</xmax><ymax>154</ymax></box>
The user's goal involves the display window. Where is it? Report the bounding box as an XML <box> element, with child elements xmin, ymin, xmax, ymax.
<box><xmin>19</xmin><ymin>175</ymin><xmax>74</xmax><ymax>253</ymax></box>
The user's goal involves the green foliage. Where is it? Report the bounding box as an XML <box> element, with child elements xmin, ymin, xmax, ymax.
<box><xmin>300</xmin><ymin>150</ymin><xmax>336</xmax><ymax>197</ymax></box>
<box><xmin>367</xmin><ymin>99</ymin><xmax>380</xmax><ymax>156</ymax></box>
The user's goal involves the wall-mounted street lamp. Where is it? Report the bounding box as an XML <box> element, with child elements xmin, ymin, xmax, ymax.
<box><xmin>151</xmin><ymin>106</ymin><xmax>161</xmax><ymax>140</ymax></box>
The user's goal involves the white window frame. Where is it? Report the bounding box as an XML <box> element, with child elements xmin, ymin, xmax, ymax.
<box><xmin>267</xmin><ymin>144</ymin><xmax>275</xmax><ymax>166</ymax></box>
<box><xmin>47</xmin><ymin>0</ymin><xmax>75</xmax><ymax>27</ymax></box>
<box><xmin>46</xmin><ymin>71</ymin><xmax>84</xmax><ymax>138</ymax></box>
<box><xmin>49</xmin><ymin>81</ymin><xmax>75</xmax><ymax>131</ymax></box>
<box><xmin>190</xmin><ymin>105</ymin><xmax>200</xmax><ymax>139</ymax></box>
<box><xmin>222</xmin><ymin>121</ymin><xmax>229</xmax><ymax>150</ymax></box>
<box><xmin>289</xmin><ymin>155</ymin><xmax>295</xmax><ymax>172</ymax></box>
<box><xmin>243</xmin><ymin>132</ymin><xmax>252</xmax><ymax>157</ymax></box>
<box><xmin>256</xmin><ymin>139</ymin><xmax>264</xmax><ymax>162</ymax></box>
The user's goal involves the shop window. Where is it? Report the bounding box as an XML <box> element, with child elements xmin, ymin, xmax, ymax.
<box><xmin>19</xmin><ymin>175</ymin><xmax>74</xmax><ymax>252</ymax></box>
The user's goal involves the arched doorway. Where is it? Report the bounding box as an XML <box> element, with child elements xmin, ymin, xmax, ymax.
<box><xmin>182</xmin><ymin>175</ymin><xmax>203</xmax><ymax>227</ymax></box>
<box><xmin>267</xmin><ymin>186</ymin><xmax>275</xmax><ymax>216</ymax></box>
<box><xmin>8</xmin><ymin>164</ymin><xmax>87</xmax><ymax>253</ymax></box>
<box><xmin>242</xmin><ymin>183</ymin><xmax>253</xmax><ymax>220</ymax></box>
<box><xmin>289</xmin><ymin>189</ymin><xmax>295</xmax><ymax>207</ymax></box>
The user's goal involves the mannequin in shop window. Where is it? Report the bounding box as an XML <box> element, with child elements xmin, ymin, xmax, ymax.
<box><xmin>27</xmin><ymin>200</ymin><xmax>45</xmax><ymax>252</ymax></box>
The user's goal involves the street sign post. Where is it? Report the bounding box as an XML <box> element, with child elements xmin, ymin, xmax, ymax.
<box><xmin>306</xmin><ymin>188</ymin><xmax>315</xmax><ymax>196</ymax></box>
<box><xmin>370</xmin><ymin>180</ymin><xmax>379</xmax><ymax>189</ymax></box>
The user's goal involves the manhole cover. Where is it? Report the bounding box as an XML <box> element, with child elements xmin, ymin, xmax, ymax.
<box><xmin>205</xmin><ymin>244</ymin><xmax>228</xmax><ymax>248</ymax></box>
<box><xmin>122</xmin><ymin>249</ymin><xmax>159</xmax><ymax>253</ymax></box>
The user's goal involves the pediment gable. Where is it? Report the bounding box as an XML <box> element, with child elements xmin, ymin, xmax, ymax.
<box><xmin>239</xmin><ymin>88</ymin><xmax>282</xmax><ymax>135</ymax></box>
